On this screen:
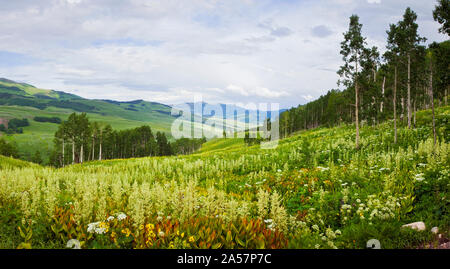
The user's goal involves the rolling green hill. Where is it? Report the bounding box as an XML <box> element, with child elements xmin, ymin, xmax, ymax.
<box><xmin>0</xmin><ymin>78</ymin><xmax>275</xmax><ymax>163</ymax></box>
<box><xmin>0</xmin><ymin>78</ymin><xmax>176</xmax><ymax>162</ymax></box>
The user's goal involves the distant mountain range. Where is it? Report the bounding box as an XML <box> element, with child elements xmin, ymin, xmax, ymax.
<box><xmin>175</xmin><ymin>102</ymin><xmax>286</xmax><ymax>124</ymax></box>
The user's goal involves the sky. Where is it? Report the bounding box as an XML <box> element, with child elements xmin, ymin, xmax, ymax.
<box><xmin>0</xmin><ymin>0</ymin><xmax>447</xmax><ymax>109</ymax></box>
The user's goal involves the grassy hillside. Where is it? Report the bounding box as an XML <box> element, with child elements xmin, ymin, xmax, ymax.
<box><xmin>0</xmin><ymin>106</ymin><xmax>448</xmax><ymax>249</ymax></box>
<box><xmin>0</xmin><ymin>79</ymin><xmax>266</xmax><ymax>163</ymax></box>
<box><xmin>0</xmin><ymin>79</ymin><xmax>177</xmax><ymax>162</ymax></box>
<box><xmin>197</xmin><ymin>137</ymin><xmax>245</xmax><ymax>154</ymax></box>
<box><xmin>0</xmin><ymin>155</ymin><xmax>38</xmax><ymax>170</ymax></box>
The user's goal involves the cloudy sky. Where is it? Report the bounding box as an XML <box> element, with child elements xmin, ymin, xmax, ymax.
<box><xmin>0</xmin><ymin>0</ymin><xmax>447</xmax><ymax>108</ymax></box>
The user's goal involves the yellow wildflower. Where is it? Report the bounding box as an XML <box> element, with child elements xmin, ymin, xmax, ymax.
<box><xmin>189</xmin><ymin>236</ymin><xmax>195</xmax><ymax>243</ymax></box>
<box><xmin>121</xmin><ymin>228</ymin><xmax>131</xmax><ymax>237</ymax></box>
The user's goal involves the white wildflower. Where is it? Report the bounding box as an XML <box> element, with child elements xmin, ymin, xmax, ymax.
<box><xmin>116</xmin><ymin>213</ymin><xmax>127</xmax><ymax>221</ymax></box>
<box><xmin>87</xmin><ymin>222</ymin><xmax>100</xmax><ymax>233</ymax></box>
<box><xmin>66</xmin><ymin>239</ymin><xmax>81</xmax><ymax>249</ymax></box>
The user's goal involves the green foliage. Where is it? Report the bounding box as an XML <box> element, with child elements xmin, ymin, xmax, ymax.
<box><xmin>433</xmin><ymin>0</ymin><xmax>450</xmax><ymax>36</ymax></box>
<box><xmin>33</xmin><ymin>116</ymin><xmax>62</xmax><ymax>124</ymax></box>
<box><xmin>0</xmin><ymin>118</ymin><xmax>29</xmax><ymax>134</ymax></box>
<box><xmin>0</xmin><ymin>138</ymin><xmax>19</xmax><ymax>158</ymax></box>
<box><xmin>0</xmin><ymin>106</ymin><xmax>447</xmax><ymax>249</ymax></box>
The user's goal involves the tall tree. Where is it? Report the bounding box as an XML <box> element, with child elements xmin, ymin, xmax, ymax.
<box><xmin>397</xmin><ymin>7</ymin><xmax>426</xmax><ymax>129</ymax></box>
<box><xmin>99</xmin><ymin>124</ymin><xmax>112</xmax><ymax>161</ymax></box>
<box><xmin>338</xmin><ymin>15</ymin><xmax>367</xmax><ymax>149</ymax></box>
<box><xmin>76</xmin><ymin>113</ymin><xmax>91</xmax><ymax>163</ymax></box>
<box><xmin>90</xmin><ymin>121</ymin><xmax>99</xmax><ymax>161</ymax></box>
<box><xmin>433</xmin><ymin>0</ymin><xmax>450</xmax><ymax>36</ymax></box>
<box><xmin>54</xmin><ymin>121</ymin><xmax>68</xmax><ymax>166</ymax></box>
<box><xmin>65</xmin><ymin>113</ymin><xmax>78</xmax><ymax>164</ymax></box>
<box><xmin>385</xmin><ymin>23</ymin><xmax>402</xmax><ymax>143</ymax></box>
<box><xmin>427</xmin><ymin>49</ymin><xmax>437</xmax><ymax>145</ymax></box>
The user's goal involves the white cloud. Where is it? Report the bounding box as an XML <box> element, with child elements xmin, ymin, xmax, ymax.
<box><xmin>367</xmin><ymin>0</ymin><xmax>381</xmax><ymax>4</ymax></box>
<box><xmin>0</xmin><ymin>0</ymin><xmax>445</xmax><ymax>108</ymax></box>
<box><xmin>226</xmin><ymin>85</ymin><xmax>289</xmax><ymax>98</ymax></box>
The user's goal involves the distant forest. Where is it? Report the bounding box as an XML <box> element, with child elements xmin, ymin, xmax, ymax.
<box><xmin>278</xmin><ymin>5</ymin><xmax>449</xmax><ymax>148</ymax></box>
<box><xmin>49</xmin><ymin>113</ymin><xmax>206</xmax><ymax>167</ymax></box>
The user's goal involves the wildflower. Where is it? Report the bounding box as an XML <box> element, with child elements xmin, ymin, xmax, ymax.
<box><xmin>66</xmin><ymin>239</ymin><xmax>81</xmax><ymax>249</ymax></box>
<box><xmin>107</xmin><ymin>216</ymin><xmax>115</xmax><ymax>222</ymax></box>
<box><xmin>181</xmin><ymin>232</ymin><xmax>185</xmax><ymax>238</ymax></box>
<box><xmin>87</xmin><ymin>222</ymin><xmax>100</xmax><ymax>234</ymax></box>
<box><xmin>156</xmin><ymin>216</ymin><xmax>163</xmax><ymax>222</ymax></box>
<box><xmin>158</xmin><ymin>231</ymin><xmax>165</xmax><ymax>237</ymax></box>
<box><xmin>414</xmin><ymin>173</ymin><xmax>425</xmax><ymax>181</ymax></box>
<box><xmin>117</xmin><ymin>213</ymin><xmax>127</xmax><ymax>221</ymax></box>
<box><xmin>95</xmin><ymin>226</ymin><xmax>107</xmax><ymax>234</ymax></box>
<box><xmin>121</xmin><ymin>228</ymin><xmax>131</xmax><ymax>237</ymax></box>
<box><xmin>189</xmin><ymin>236</ymin><xmax>195</xmax><ymax>243</ymax></box>
<box><xmin>312</xmin><ymin>224</ymin><xmax>319</xmax><ymax>231</ymax></box>
<box><xmin>146</xmin><ymin>223</ymin><xmax>155</xmax><ymax>230</ymax></box>
<box><xmin>317</xmin><ymin>166</ymin><xmax>329</xmax><ymax>171</ymax></box>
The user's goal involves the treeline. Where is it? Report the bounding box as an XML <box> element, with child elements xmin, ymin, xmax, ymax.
<box><xmin>33</xmin><ymin>116</ymin><xmax>62</xmax><ymax>124</ymax></box>
<box><xmin>0</xmin><ymin>93</ymin><xmax>97</xmax><ymax>112</ymax></box>
<box><xmin>0</xmin><ymin>138</ymin><xmax>19</xmax><ymax>158</ymax></box>
<box><xmin>244</xmin><ymin>120</ymin><xmax>272</xmax><ymax>146</ymax></box>
<box><xmin>50</xmin><ymin>113</ymin><xmax>206</xmax><ymax>167</ymax></box>
<box><xmin>0</xmin><ymin>118</ymin><xmax>29</xmax><ymax>134</ymax></box>
<box><xmin>279</xmin><ymin>3</ymin><xmax>449</xmax><ymax>148</ymax></box>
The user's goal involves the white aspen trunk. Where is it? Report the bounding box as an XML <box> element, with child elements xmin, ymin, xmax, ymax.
<box><xmin>80</xmin><ymin>144</ymin><xmax>83</xmax><ymax>163</ymax></box>
<box><xmin>62</xmin><ymin>138</ymin><xmax>65</xmax><ymax>167</ymax></box>
<box><xmin>92</xmin><ymin>136</ymin><xmax>95</xmax><ymax>161</ymax></box>
<box><xmin>445</xmin><ymin>86</ymin><xmax>448</xmax><ymax>106</ymax></box>
<box><xmin>99</xmin><ymin>140</ymin><xmax>102</xmax><ymax>160</ymax></box>
<box><xmin>355</xmin><ymin>55</ymin><xmax>360</xmax><ymax>149</ymax></box>
<box><xmin>380</xmin><ymin>76</ymin><xmax>385</xmax><ymax>113</ymax></box>
<box><xmin>394</xmin><ymin>66</ymin><xmax>397</xmax><ymax>144</ymax></box>
<box><xmin>401</xmin><ymin>97</ymin><xmax>404</xmax><ymax>122</ymax></box>
<box><xmin>430</xmin><ymin>61</ymin><xmax>436</xmax><ymax>145</ymax></box>
<box><xmin>407</xmin><ymin>53</ymin><xmax>411</xmax><ymax>129</ymax></box>
<box><xmin>72</xmin><ymin>137</ymin><xmax>75</xmax><ymax>164</ymax></box>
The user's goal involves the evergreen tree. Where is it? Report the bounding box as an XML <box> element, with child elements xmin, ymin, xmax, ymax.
<box><xmin>32</xmin><ymin>150</ymin><xmax>43</xmax><ymax>165</ymax></box>
<box><xmin>397</xmin><ymin>7</ymin><xmax>426</xmax><ymax>129</ymax></box>
<box><xmin>338</xmin><ymin>14</ymin><xmax>367</xmax><ymax>149</ymax></box>
<box><xmin>433</xmin><ymin>0</ymin><xmax>450</xmax><ymax>36</ymax></box>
